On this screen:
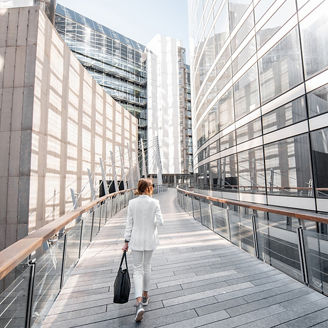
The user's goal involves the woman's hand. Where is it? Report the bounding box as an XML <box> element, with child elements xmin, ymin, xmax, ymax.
<box><xmin>122</xmin><ymin>242</ymin><xmax>129</xmax><ymax>252</ymax></box>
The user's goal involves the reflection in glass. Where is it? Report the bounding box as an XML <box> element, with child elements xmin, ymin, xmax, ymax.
<box><xmin>231</xmin><ymin>12</ymin><xmax>254</xmax><ymax>53</ymax></box>
<box><xmin>311</xmin><ymin>128</ymin><xmax>328</xmax><ymax>198</ymax></box>
<box><xmin>300</xmin><ymin>1</ymin><xmax>328</xmax><ymax>78</ymax></box>
<box><xmin>237</xmin><ymin>146</ymin><xmax>265</xmax><ymax>193</ymax></box>
<box><xmin>214</xmin><ymin>0</ymin><xmax>230</xmax><ymax>53</ymax></box>
<box><xmin>266</xmin><ymin>214</ymin><xmax>302</xmax><ymax>281</ymax></box>
<box><xmin>212</xmin><ymin>202</ymin><xmax>230</xmax><ymax>239</ymax></box>
<box><xmin>218</xmin><ymin>88</ymin><xmax>234</xmax><ymax>130</ymax></box>
<box><xmin>258</xmin><ymin>27</ymin><xmax>303</xmax><ymax>104</ymax></box>
<box><xmin>254</xmin><ymin>0</ymin><xmax>275</xmax><ymax>22</ymax></box>
<box><xmin>229</xmin><ymin>0</ymin><xmax>252</xmax><ymax>32</ymax></box>
<box><xmin>262</xmin><ymin>96</ymin><xmax>307</xmax><ymax>134</ymax></box>
<box><xmin>236</xmin><ymin>117</ymin><xmax>262</xmax><ymax>144</ymax></box>
<box><xmin>219</xmin><ymin>154</ymin><xmax>238</xmax><ymax>190</ymax></box>
<box><xmin>264</xmin><ymin>134</ymin><xmax>313</xmax><ymax>196</ymax></box>
<box><xmin>304</xmin><ymin>229</ymin><xmax>328</xmax><ymax>294</ymax></box>
<box><xmin>256</xmin><ymin>0</ymin><xmax>296</xmax><ymax>49</ymax></box>
<box><xmin>308</xmin><ymin>84</ymin><xmax>328</xmax><ymax>118</ymax></box>
<box><xmin>232</xmin><ymin>37</ymin><xmax>256</xmax><ymax>75</ymax></box>
<box><xmin>220</xmin><ymin>131</ymin><xmax>236</xmax><ymax>151</ymax></box>
<box><xmin>234</xmin><ymin>64</ymin><xmax>260</xmax><ymax>120</ymax></box>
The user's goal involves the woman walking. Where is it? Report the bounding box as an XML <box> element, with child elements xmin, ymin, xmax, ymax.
<box><xmin>122</xmin><ymin>178</ymin><xmax>164</xmax><ymax>322</ymax></box>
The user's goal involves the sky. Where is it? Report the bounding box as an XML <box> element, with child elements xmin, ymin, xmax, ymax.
<box><xmin>57</xmin><ymin>0</ymin><xmax>190</xmax><ymax>63</ymax></box>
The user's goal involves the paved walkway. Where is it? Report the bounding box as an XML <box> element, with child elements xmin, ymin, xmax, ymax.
<box><xmin>42</xmin><ymin>189</ymin><xmax>328</xmax><ymax>328</ymax></box>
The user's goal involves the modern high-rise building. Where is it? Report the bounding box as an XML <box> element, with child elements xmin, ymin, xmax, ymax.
<box><xmin>55</xmin><ymin>4</ymin><xmax>147</xmax><ymax>144</ymax></box>
<box><xmin>146</xmin><ymin>35</ymin><xmax>193</xmax><ymax>183</ymax></box>
<box><xmin>55</xmin><ymin>6</ymin><xmax>193</xmax><ymax>182</ymax></box>
<box><xmin>189</xmin><ymin>0</ymin><xmax>328</xmax><ymax>213</ymax></box>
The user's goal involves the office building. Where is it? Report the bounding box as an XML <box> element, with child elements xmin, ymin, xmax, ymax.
<box><xmin>55</xmin><ymin>4</ymin><xmax>147</xmax><ymax>144</ymax></box>
<box><xmin>146</xmin><ymin>35</ymin><xmax>193</xmax><ymax>183</ymax></box>
<box><xmin>189</xmin><ymin>0</ymin><xmax>328</xmax><ymax>212</ymax></box>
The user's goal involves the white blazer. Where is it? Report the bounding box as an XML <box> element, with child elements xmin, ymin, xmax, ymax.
<box><xmin>124</xmin><ymin>195</ymin><xmax>164</xmax><ymax>251</ymax></box>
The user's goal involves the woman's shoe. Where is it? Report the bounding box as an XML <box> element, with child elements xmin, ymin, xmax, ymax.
<box><xmin>135</xmin><ymin>303</ymin><xmax>145</xmax><ymax>322</ymax></box>
<box><xmin>142</xmin><ymin>296</ymin><xmax>150</xmax><ymax>305</ymax></box>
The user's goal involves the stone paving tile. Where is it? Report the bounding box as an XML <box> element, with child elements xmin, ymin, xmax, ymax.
<box><xmin>239</xmin><ymin>298</ymin><xmax>328</xmax><ymax>328</ymax></box>
<box><xmin>43</xmin><ymin>189</ymin><xmax>328</xmax><ymax>328</ymax></box>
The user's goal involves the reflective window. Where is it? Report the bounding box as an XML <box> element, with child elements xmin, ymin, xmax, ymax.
<box><xmin>228</xmin><ymin>0</ymin><xmax>252</xmax><ymax>32</ymax></box>
<box><xmin>264</xmin><ymin>133</ymin><xmax>313</xmax><ymax>196</ymax></box>
<box><xmin>300</xmin><ymin>1</ymin><xmax>328</xmax><ymax>78</ymax></box>
<box><xmin>218</xmin><ymin>154</ymin><xmax>238</xmax><ymax>190</ymax></box>
<box><xmin>215</xmin><ymin>65</ymin><xmax>232</xmax><ymax>94</ymax></box>
<box><xmin>236</xmin><ymin>117</ymin><xmax>262</xmax><ymax>144</ymax></box>
<box><xmin>263</xmin><ymin>96</ymin><xmax>307</xmax><ymax>134</ymax></box>
<box><xmin>254</xmin><ymin>0</ymin><xmax>274</xmax><ymax>22</ymax></box>
<box><xmin>215</xmin><ymin>46</ymin><xmax>231</xmax><ymax>75</ymax></box>
<box><xmin>258</xmin><ymin>27</ymin><xmax>303</xmax><ymax>104</ymax></box>
<box><xmin>232</xmin><ymin>37</ymin><xmax>256</xmax><ymax>75</ymax></box>
<box><xmin>214</xmin><ymin>0</ymin><xmax>230</xmax><ymax>53</ymax></box>
<box><xmin>209</xmin><ymin>159</ymin><xmax>219</xmax><ymax>190</ymax></box>
<box><xmin>218</xmin><ymin>88</ymin><xmax>234</xmax><ymax>130</ymax></box>
<box><xmin>208</xmin><ymin>105</ymin><xmax>219</xmax><ymax>137</ymax></box>
<box><xmin>307</xmin><ymin>84</ymin><xmax>328</xmax><ymax>118</ymax></box>
<box><xmin>231</xmin><ymin>11</ymin><xmax>254</xmax><ymax>53</ymax></box>
<box><xmin>238</xmin><ymin>146</ymin><xmax>266</xmax><ymax>193</ymax></box>
<box><xmin>311</xmin><ymin>128</ymin><xmax>328</xmax><ymax>198</ymax></box>
<box><xmin>209</xmin><ymin>141</ymin><xmax>219</xmax><ymax>155</ymax></box>
<box><xmin>220</xmin><ymin>131</ymin><xmax>236</xmax><ymax>151</ymax></box>
<box><xmin>256</xmin><ymin>0</ymin><xmax>296</xmax><ymax>49</ymax></box>
<box><xmin>297</xmin><ymin>0</ymin><xmax>309</xmax><ymax>9</ymax></box>
<box><xmin>234</xmin><ymin>64</ymin><xmax>260</xmax><ymax>120</ymax></box>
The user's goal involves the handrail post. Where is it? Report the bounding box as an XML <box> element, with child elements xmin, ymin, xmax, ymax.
<box><xmin>297</xmin><ymin>226</ymin><xmax>309</xmax><ymax>285</ymax></box>
<box><xmin>98</xmin><ymin>205</ymin><xmax>102</xmax><ymax>232</ymax></box>
<box><xmin>25</xmin><ymin>258</ymin><xmax>36</xmax><ymax>328</ymax></box>
<box><xmin>251</xmin><ymin>211</ymin><xmax>259</xmax><ymax>259</ymax></box>
<box><xmin>90</xmin><ymin>209</ymin><xmax>95</xmax><ymax>242</ymax></box>
<box><xmin>105</xmin><ymin>199</ymin><xmax>108</xmax><ymax>223</ymax></box>
<box><xmin>60</xmin><ymin>234</ymin><xmax>67</xmax><ymax>290</ymax></box>
<box><xmin>78</xmin><ymin>219</ymin><xmax>84</xmax><ymax>259</ymax></box>
<box><xmin>225</xmin><ymin>205</ymin><xmax>231</xmax><ymax>241</ymax></box>
<box><xmin>209</xmin><ymin>201</ymin><xmax>214</xmax><ymax>231</ymax></box>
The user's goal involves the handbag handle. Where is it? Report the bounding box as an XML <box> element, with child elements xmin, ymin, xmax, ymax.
<box><xmin>120</xmin><ymin>251</ymin><xmax>128</xmax><ymax>270</ymax></box>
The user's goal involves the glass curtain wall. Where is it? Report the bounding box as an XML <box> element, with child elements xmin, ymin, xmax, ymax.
<box><xmin>189</xmin><ymin>0</ymin><xmax>328</xmax><ymax>212</ymax></box>
<box><xmin>55</xmin><ymin>4</ymin><xmax>147</xmax><ymax>143</ymax></box>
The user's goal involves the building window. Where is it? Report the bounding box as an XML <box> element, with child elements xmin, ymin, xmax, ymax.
<box><xmin>264</xmin><ymin>133</ymin><xmax>313</xmax><ymax>196</ymax></box>
<box><xmin>262</xmin><ymin>96</ymin><xmax>307</xmax><ymax>134</ymax></box>
<box><xmin>311</xmin><ymin>128</ymin><xmax>328</xmax><ymax>199</ymax></box>
<box><xmin>258</xmin><ymin>27</ymin><xmax>303</xmax><ymax>104</ymax></box>
<box><xmin>300</xmin><ymin>1</ymin><xmax>328</xmax><ymax>79</ymax></box>
<box><xmin>307</xmin><ymin>84</ymin><xmax>328</xmax><ymax>118</ymax></box>
<box><xmin>238</xmin><ymin>146</ymin><xmax>265</xmax><ymax>193</ymax></box>
<box><xmin>234</xmin><ymin>64</ymin><xmax>260</xmax><ymax>120</ymax></box>
<box><xmin>236</xmin><ymin>117</ymin><xmax>262</xmax><ymax>144</ymax></box>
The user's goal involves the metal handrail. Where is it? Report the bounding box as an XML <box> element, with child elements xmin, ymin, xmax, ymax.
<box><xmin>177</xmin><ymin>186</ymin><xmax>328</xmax><ymax>224</ymax></box>
<box><xmin>0</xmin><ymin>188</ymin><xmax>134</xmax><ymax>280</ymax></box>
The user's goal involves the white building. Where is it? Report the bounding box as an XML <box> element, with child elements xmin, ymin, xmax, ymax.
<box><xmin>146</xmin><ymin>34</ymin><xmax>192</xmax><ymax>177</ymax></box>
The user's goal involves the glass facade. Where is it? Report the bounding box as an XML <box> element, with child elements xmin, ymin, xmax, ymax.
<box><xmin>55</xmin><ymin>4</ymin><xmax>147</xmax><ymax>143</ymax></box>
<box><xmin>189</xmin><ymin>0</ymin><xmax>328</xmax><ymax>212</ymax></box>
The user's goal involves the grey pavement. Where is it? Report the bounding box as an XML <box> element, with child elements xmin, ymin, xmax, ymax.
<box><xmin>42</xmin><ymin>188</ymin><xmax>328</xmax><ymax>327</ymax></box>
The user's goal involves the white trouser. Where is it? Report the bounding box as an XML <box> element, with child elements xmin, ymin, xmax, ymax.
<box><xmin>132</xmin><ymin>250</ymin><xmax>153</xmax><ymax>299</ymax></box>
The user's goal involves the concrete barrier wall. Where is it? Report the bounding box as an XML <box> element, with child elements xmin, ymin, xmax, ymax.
<box><xmin>0</xmin><ymin>6</ymin><xmax>138</xmax><ymax>250</ymax></box>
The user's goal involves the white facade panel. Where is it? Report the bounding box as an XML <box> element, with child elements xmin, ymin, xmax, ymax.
<box><xmin>147</xmin><ymin>34</ymin><xmax>182</xmax><ymax>174</ymax></box>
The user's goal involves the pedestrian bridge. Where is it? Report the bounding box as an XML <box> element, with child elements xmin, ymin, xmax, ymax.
<box><xmin>1</xmin><ymin>188</ymin><xmax>328</xmax><ymax>327</ymax></box>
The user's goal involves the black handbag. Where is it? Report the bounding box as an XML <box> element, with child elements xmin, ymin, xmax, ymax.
<box><xmin>113</xmin><ymin>251</ymin><xmax>131</xmax><ymax>303</ymax></box>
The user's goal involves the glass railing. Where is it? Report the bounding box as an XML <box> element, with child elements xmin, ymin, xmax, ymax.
<box><xmin>177</xmin><ymin>186</ymin><xmax>328</xmax><ymax>295</ymax></box>
<box><xmin>0</xmin><ymin>189</ymin><xmax>134</xmax><ymax>328</ymax></box>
